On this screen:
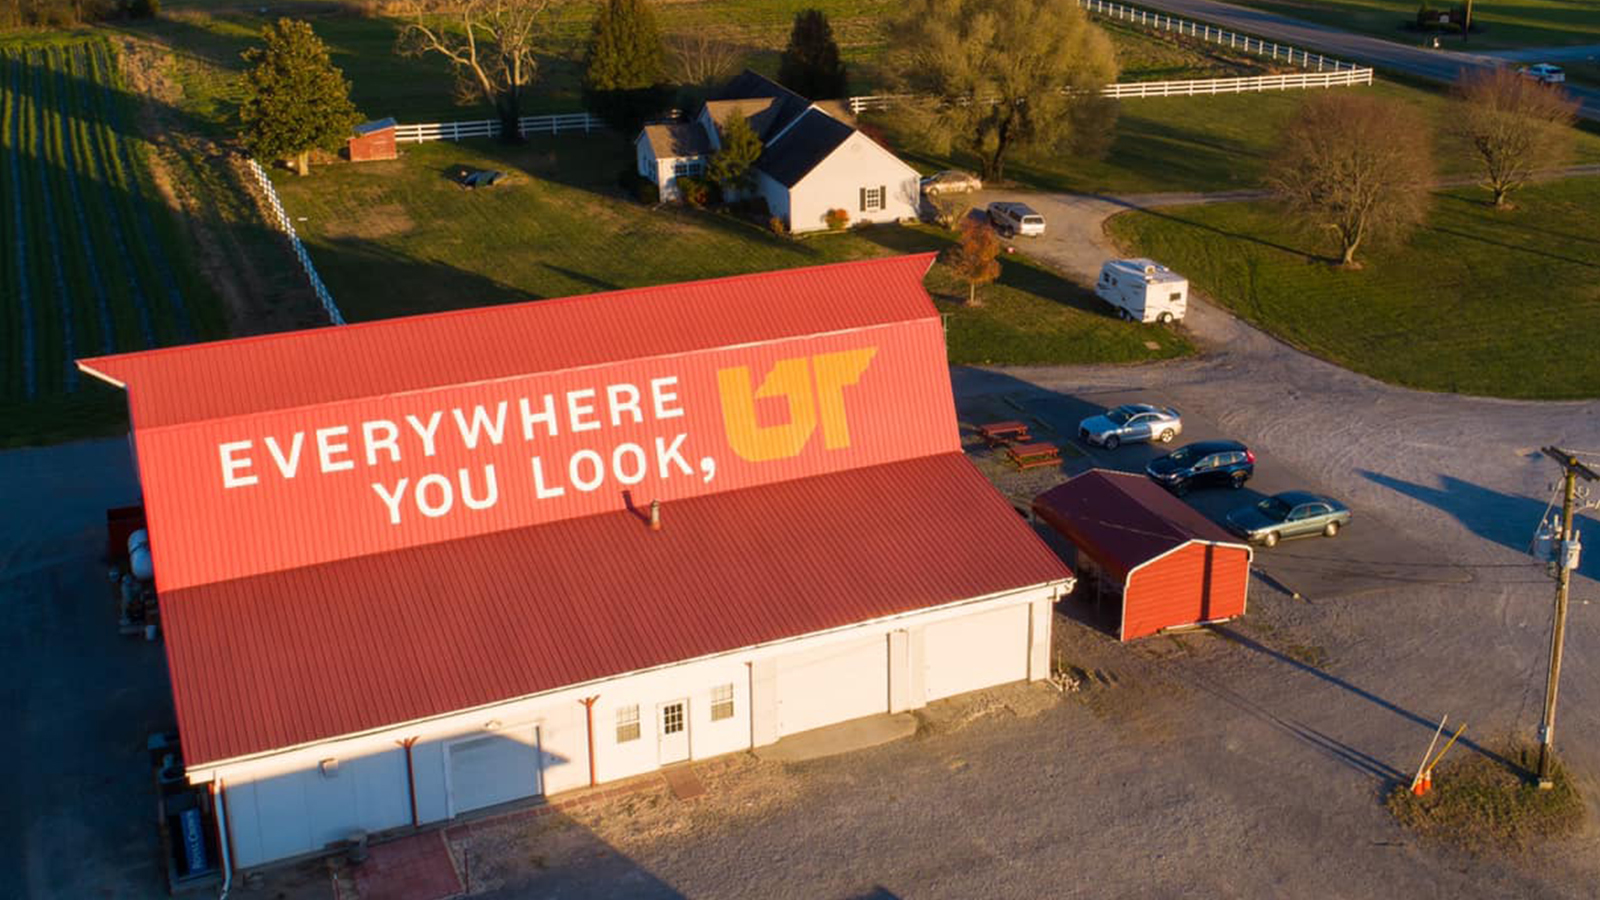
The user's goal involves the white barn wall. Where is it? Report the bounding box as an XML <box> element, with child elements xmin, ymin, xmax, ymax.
<box><xmin>786</xmin><ymin>132</ymin><xmax>918</xmax><ymax>233</ymax></box>
<box><xmin>209</xmin><ymin>585</ymin><xmax>1060</xmax><ymax>870</ymax></box>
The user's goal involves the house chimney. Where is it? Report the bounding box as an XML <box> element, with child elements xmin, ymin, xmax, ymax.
<box><xmin>649</xmin><ymin>499</ymin><xmax>662</xmax><ymax>531</ymax></box>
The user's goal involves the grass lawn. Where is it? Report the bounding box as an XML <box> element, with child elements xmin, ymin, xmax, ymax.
<box><xmin>1229</xmin><ymin>0</ymin><xmax>1600</xmax><ymax>50</ymax></box>
<box><xmin>873</xmin><ymin>79</ymin><xmax>1600</xmax><ymax>195</ymax></box>
<box><xmin>268</xmin><ymin>136</ymin><xmax>1190</xmax><ymax>366</ymax></box>
<box><xmin>1105</xmin><ymin>178</ymin><xmax>1600</xmax><ymax>398</ymax></box>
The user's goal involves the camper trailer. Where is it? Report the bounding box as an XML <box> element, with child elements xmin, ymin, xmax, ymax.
<box><xmin>1096</xmin><ymin>259</ymin><xmax>1188</xmax><ymax>324</ymax></box>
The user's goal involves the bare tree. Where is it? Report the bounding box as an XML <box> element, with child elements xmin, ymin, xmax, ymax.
<box><xmin>665</xmin><ymin>32</ymin><xmax>742</xmax><ymax>88</ymax></box>
<box><xmin>1455</xmin><ymin>67</ymin><xmax>1578</xmax><ymax>209</ymax></box>
<box><xmin>884</xmin><ymin>0</ymin><xmax>1118</xmax><ymax>182</ymax></box>
<box><xmin>396</xmin><ymin>0</ymin><xmax>557</xmax><ymax>141</ymax></box>
<box><xmin>1266</xmin><ymin>93</ymin><xmax>1435</xmax><ymax>268</ymax></box>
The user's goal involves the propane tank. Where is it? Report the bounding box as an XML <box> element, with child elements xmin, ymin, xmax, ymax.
<box><xmin>127</xmin><ymin>529</ymin><xmax>154</xmax><ymax>582</ymax></box>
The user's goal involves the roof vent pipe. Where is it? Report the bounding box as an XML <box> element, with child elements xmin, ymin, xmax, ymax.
<box><xmin>650</xmin><ymin>499</ymin><xmax>662</xmax><ymax>531</ymax></box>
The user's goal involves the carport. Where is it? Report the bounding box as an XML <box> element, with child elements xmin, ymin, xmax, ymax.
<box><xmin>1033</xmin><ymin>469</ymin><xmax>1252</xmax><ymax>640</ymax></box>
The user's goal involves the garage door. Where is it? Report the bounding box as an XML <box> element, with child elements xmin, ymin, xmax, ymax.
<box><xmin>775</xmin><ymin>637</ymin><xmax>889</xmax><ymax>737</ymax></box>
<box><xmin>447</xmin><ymin>727</ymin><xmax>542</xmax><ymax>817</ymax></box>
<box><xmin>923</xmin><ymin>605</ymin><xmax>1030</xmax><ymax>702</ymax></box>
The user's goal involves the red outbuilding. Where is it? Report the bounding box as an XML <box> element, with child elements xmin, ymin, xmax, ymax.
<box><xmin>347</xmin><ymin>117</ymin><xmax>398</xmax><ymax>162</ymax></box>
<box><xmin>1033</xmin><ymin>469</ymin><xmax>1251</xmax><ymax>640</ymax></box>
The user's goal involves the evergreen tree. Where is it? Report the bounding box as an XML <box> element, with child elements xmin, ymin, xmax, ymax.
<box><xmin>777</xmin><ymin>9</ymin><xmax>846</xmax><ymax>100</ymax></box>
<box><xmin>707</xmin><ymin>113</ymin><xmax>763</xmax><ymax>193</ymax></box>
<box><xmin>583</xmin><ymin>0</ymin><xmax>669</xmax><ymax>133</ymax></box>
<box><xmin>239</xmin><ymin>19</ymin><xmax>360</xmax><ymax>176</ymax></box>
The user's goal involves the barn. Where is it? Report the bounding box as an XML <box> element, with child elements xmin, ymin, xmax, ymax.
<box><xmin>1032</xmin><ymin>469</ymin><xmax>1251</xmax><ymax>641</ymax></box>
<box><xmin>77</xmin><ymin>254</ymin><xmax>1073</xmax><ymax>871</ymax></box>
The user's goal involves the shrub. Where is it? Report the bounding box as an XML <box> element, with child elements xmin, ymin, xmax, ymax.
<box><xmin>128</xmin><ymin>0</ymin><xmax>159</xmax><ymax>18</ymax></box>
<box><xmin>678</xmin><ymin>175</ymin><xmax>711</xmax><ymax>208</ymax></box>
<box><xmin>824</xmin><ymin>207</ymin><xmax>849</xmax><ymax>230</ymax></box>
<box><xmin>768</xmin><ymin>215</ymin><xmax>787</xmax><ymax>236</ymax></box>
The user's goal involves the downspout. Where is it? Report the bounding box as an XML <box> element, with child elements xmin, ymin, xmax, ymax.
<box><xmin>580</xmin><ymin>696</ymin><xmax>600</xmax><ymax>787</ymax></box>
<box><xmin>397</xmin><ymin>737</ymin><xmax>420</xmax><ymax>828</ymax></box>
<box><xmin>212</xmin><ymin>779</ymin><xmax>233</xmax><ymax>900</ymax></box>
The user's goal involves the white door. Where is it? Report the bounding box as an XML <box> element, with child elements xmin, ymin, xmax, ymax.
<box><xmin>447</xmin><ymin>727</ymin><xmax>542</xmax><ymax>817</ymax></box>
<box><xmin>774</xmin><ymin>637</ymin><xmax>890</xmax><ymax>737</ymax></box>
<box><xmin>658</xmin><ymin>699</ymin><xmax>690</xmax><ymax>764</ymax></box>
<box><xmin>923</xmin><ymin>605</ymin><xmax>1030</xmax><ymax>702</ymax></box>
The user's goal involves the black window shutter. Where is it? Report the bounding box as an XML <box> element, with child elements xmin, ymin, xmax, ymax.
<box><xmin>859</xmin><ymin>187</ymin><xmax>866</xmax><ymax>212</ymax></box>
<box><xmin>879</xmin><ymin>185</ymin><xmax>885</xmax><ymax>210</ymax></box>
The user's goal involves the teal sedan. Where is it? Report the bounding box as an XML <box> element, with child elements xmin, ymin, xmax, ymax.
<box><xmin>1225</xmin><ymin>491</ymin><xmax>1351</xmax><ymax>548</ymax></box>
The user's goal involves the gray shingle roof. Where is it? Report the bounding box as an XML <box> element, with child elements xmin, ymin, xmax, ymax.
<box><xmin>756</xmin><ymin>108</ymin><xmax>856</xmax><ymax>188</ymax></box>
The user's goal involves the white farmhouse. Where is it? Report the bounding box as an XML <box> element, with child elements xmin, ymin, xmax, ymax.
<box><xmin>635</xmin><ymin>71</ymin><xmax>920</xmax><ymax>233</ymax></box>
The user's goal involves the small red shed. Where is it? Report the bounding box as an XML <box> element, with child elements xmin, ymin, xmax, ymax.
<box><xmin>347</xmin><ymin>117</ymin><xmax>398</xmax><ymax>162</ymax></box>
<box><xmin>1033</xmin><ymin>469</ymin><xmax>1252</xmax><ymax>640</ymax></box>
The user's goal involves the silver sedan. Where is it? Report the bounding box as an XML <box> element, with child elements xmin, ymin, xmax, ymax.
<box><xmin>1225</xmin><ymin>491</ymin><xmax>1352</xmax><ymax>547</ymax></box>
<box><xmin>1077</xmin><ymin>404</ymin><xmax>1182</xmax><ymax>449</ymax></box>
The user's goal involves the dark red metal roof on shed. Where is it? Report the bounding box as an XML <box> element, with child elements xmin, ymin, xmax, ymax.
<box><xmin>77</xmin><ymin>254</ymin><xmax>940</xmax><ymax>430</ymax></box>
<box><xmin>163</xmin><ymin>452</ymin><xmax>1073</xmax><ymax>766</ymax></box>
<box><xmin>1031</xmin><ymin>469</ymin><xmax>1240</xmax><ymax>580</ymax></box>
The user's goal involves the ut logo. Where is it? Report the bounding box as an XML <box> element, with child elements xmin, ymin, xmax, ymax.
<box><xmin>717</xmin><ymin>348</ymin><xmax>877</xmax><ymax>462</ymax></box>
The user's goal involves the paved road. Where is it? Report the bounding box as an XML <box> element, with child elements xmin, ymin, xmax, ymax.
<box><xmin>1479</xmin><ymin>44</ymin><xmax>1600</xmax><ymax>64</ymax></box>
<box><xmin>1116</xmin><ymin>0</ymin><xmax>1600</xmax><ymax>119</ymax></box>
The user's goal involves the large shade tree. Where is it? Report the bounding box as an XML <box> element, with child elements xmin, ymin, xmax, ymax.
<box><xmin>884</xmin><ymin>0</ymin><xmax>1118</xmax><ymax>182</ymax></box>
<box><xmin>1266</xmin><ymin>93</ymin><xmax>1435</xmax><ymax>267</ymax></box>
<box><xmin>239</xmin><ymin>18</ymin><xmax>360</xmax><ymax>176</ymax></box>
<box><xmin>777</xmin><ymin>9</ymin><xmax>847</xmax><ymax>100</ymax></box>
<box><xmin>397</xmin><ymin>0</ymin><xmax>557</xmax><ymax>142</ymax></box>
<box><xmin>1455</xmin><ymin>67</ymin><xmax>1578</xmax><ymax>209</ymax></box>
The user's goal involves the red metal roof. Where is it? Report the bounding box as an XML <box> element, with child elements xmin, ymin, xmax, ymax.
<box><xmin>1031</xmin><ymin>469</ymin><xmax>1241</xmax><ymax>580</ymax></box>
<box><xmin>162</xmin><ymin>452</ymin><xmax>1072</xmax><ymax>766</ymax></box>
<box><xmin>78</xmin><ymin>254</ymin><xmax>940</xmax><ymax>430</ymax></box>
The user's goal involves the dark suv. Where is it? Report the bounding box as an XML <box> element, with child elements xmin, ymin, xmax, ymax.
<box><xmin>1146</xmin><ymin>440</ymin><xmax>1255</xmax><ymax>494</ymax></box>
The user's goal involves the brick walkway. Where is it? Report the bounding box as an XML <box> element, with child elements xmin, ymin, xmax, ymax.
<box><xmin>352</xmin><ymin>831</ymin><xmax>462</xmax><ymax>900</ymax></box>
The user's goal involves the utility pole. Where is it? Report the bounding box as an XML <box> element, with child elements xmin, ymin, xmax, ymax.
<box><xmin>1462</xmin><ymin>0</ymin><xmax>1473</xmax><ymax>41</ymax></box>
<box><xmin>1535</xmin><ymin>447</ymin><xmax>1596</xmax><ymax>788</ymax></box>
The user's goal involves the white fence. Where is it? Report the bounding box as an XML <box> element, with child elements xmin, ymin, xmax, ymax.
<box><xmin>846</xmin><ymin>66</ymin><xmax>1371</xmax><ymax>112</ymax></box>
<box><xmin>245</xmin><ymin>158</ymin><xmax>346</xmax><ymax>326</ymax></box>
<box><xmin>394</xmin><ymin>111</ymin><xmax>604</xmax><ymax>143</ymax></box>
<box><xmin>1078</xmin><ymin>0</ymin><xmax>1359</xmax><ymax>72</ymax></box>
<box><xmin>1102</xmin><ymin>67</ymin><xmax>1372</xmax><ymax>97</ymax></box>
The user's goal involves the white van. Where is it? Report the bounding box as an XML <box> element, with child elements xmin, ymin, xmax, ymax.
<box><xmin>1095</xmin><ymin>259</ymin><xmax>1188</xmax><ymax>324</ymax></box>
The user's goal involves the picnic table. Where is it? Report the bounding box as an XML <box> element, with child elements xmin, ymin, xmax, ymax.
<box><xmin>978</xmin><ymin>420</ymin><xmax>1031</xmax><ymax>447</ymax></box>
<box><xmin>1007</xmin><ymin>442</ymin><xmax>1061</xmax><ymax>470</ymax></box>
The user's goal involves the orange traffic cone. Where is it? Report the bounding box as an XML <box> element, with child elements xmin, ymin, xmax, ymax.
<box><xmin>1411</xmin><ymin>770</ymin><xmax>1433</xmax><ymax>796</ymax></box>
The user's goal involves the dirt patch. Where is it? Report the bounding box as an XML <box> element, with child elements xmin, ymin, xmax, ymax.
<box><xmin>914</xmin><ymin>681</ymin><xmax>1063</xmax><ymax>737</ymax></box>
<box><xmin>114</xmin><ymin>33</ymin><xmax>324</xmax><ymax>336</ymax></box>
<box><xmin>321</xmin><ymin>203</ymin><xmax>416</xmax><ymax>239</ymax></box>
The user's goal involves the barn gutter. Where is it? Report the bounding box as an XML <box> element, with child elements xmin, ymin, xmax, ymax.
<box><xmin>398</xmin><ymin>737</ymin><xmax>420</xmax><ymax>828</ymax></box>
<box><xmin>212</xmin><ymin>778</ymin><xmax>233</xmax><ymax>900</ymax></box>
<box><xmin>580</xmin><ymin>696</ymin><xmax>600</xmax><ymax>787</ymax></box>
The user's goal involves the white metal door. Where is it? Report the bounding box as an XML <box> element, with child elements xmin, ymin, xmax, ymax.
<box><xmin>447</xmin><ymin>727</ymin><xmax>542</xmax><ymax>817</ymax></box>
<box><xmin>658</xmin><ymin>700</ymin><xmax>690</xmax><ymax>764</ymax></box>
<box><xmin>774</xmin><ymin>637</ymin><xmax>889</xmax><ymax>737</ymax></box>
<box><xmin>923</xmin><ymin>605</ymin><xmax>1030</xmax><ymax>702</ymax></box>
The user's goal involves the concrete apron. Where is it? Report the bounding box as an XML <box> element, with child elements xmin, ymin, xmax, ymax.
<box><xmin>754</xmin><ymin>713</ymin><xmax>918</xmax><ymax>763</ymax></box>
